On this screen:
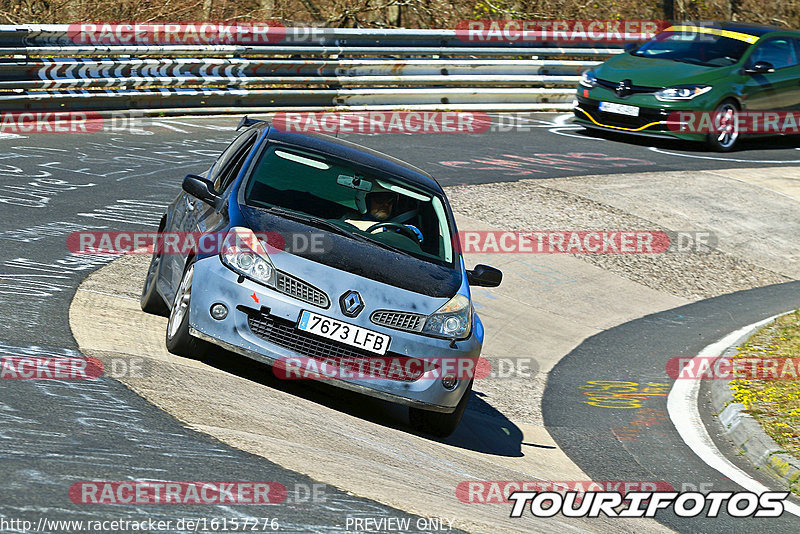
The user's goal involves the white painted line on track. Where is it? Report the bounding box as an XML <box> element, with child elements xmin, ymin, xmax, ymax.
<box><xmin>546</xmin><ymin>113</ymin><xmax>606</xmax><ymax>140</ymax></box>
<box><xmin>548</xmin><ymin>126</ymin><xmax>603</xmax><ymax>141</ymax></box>
<box><xmin>649</xmin><ymin>146</ymin><xmax>800</xmax><ymax>164</ymax></box>
<box><xmin>667</xmin><ymin>312</ymin><xmax>800</xmax><ymax>517</ymax></box>
<box><xmin>553</xmin><ymin>113</ymin><xmax>574</xmax><ymax>126</ymax></box>
<box><xmin>151</xmin><ymin>121</ymin><xmax>189</xmax><ymax>133</ymax></box>
<box><xmin>162</xmin><ymin>119</ymin><xmax>234</xmax><ymax>130</ymax></box>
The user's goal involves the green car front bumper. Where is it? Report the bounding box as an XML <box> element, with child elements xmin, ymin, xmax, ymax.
<box><xmin>573</xmin><ymin>93</ymin><xmax>711</xmax><ymax>142</ymax></box>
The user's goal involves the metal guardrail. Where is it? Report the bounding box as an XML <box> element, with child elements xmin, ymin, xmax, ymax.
<box><xmin>0</xmin><ymin>25</ymin><xmax>634</xmax><ymax>113</ymax></box>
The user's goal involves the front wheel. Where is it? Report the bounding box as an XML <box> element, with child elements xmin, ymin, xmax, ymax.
<box><xmin>409</xmin><ymin>380</ymin><xmax>472</xmax><ymax>438</ymax></box>
<box><xmin>706</xmin><ymin>100</ymin><xmax>740</xmax><ymax>152</ymax></box>
<box><xmin>165</xmin><ymin>259</ymin><xmax>209</xmax><ymax>358</ymax></box>
<box><xmin>140</xmin><ymin>249</ymin><xmax>168</xmax><ymax>316</ymax></box>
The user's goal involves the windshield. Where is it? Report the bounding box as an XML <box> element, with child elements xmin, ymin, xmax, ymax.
<box><xmin>244</xmin><ymin>145</ymin><xmax>454</xmax><ymax>265</ymax></box>
<box><xmin>632</xmin><ymin>30</ymin><xmax>752</xmax><ymax>67</ymax></box>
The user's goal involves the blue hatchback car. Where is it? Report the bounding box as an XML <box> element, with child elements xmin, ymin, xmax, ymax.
<box><xmin>140</xmin><ymin>117</ymin><xmax>502</xmax><ymax>437</ymax></box>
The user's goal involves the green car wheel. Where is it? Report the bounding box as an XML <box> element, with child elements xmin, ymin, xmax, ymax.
<box><xmin>706</xmin><ymin>100</ymin><xmax>741</xmax><ymax>152</ymax></box>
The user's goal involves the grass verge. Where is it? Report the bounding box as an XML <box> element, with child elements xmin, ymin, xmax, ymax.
<box><xmin>730</xmin><ymin>310</ymin><xmax>800</xmax><ymax>466</ymax></box>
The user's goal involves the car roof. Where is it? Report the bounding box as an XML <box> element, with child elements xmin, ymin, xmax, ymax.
<box><xmin>257</xmin><ymin>124</ymin><xmax>445</xmax><ymax>195</ymax></box>
<box><xmin>674</xmin><ymin>21</ymin><xmax>791</xmax><ymax>37</ymax></box>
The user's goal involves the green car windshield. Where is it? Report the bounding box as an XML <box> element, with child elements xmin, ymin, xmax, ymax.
<box><xmin>632</xmin><ymin>30</ymin><xmax>751</xmax><ymax>67</ymax></box>
<box><xmin>244</xmin><ymin>145</ymin><xmax>454</xmax><ymax>265</ymax></box>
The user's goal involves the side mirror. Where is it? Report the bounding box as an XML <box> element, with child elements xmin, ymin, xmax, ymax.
<box><xmin>467</xmin><ymin>264</ymin><xmax>502</xmax><ymax>287</ymax></box>
<box><xmin>624</xmin><ymin>42</ymin><xmax>638</xmax><ymax>53</ymax></box>
<box><xmin>182</xmin><ymin>174</ymin><xmax>220</xmax><ymax>207</ymax></box>
<box><xmin>745</xmin><ymin>61</ymin><xmax>775</xmax><ymax>74</ymax></box>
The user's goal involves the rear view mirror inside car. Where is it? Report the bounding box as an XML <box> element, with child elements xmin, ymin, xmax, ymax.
<box><xmin>337</xmin><ymin>174</ymin><xmax>373</xmax><ymax>191</ymax></box>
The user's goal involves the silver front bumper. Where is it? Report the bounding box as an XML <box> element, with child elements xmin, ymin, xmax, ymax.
<box><xmin>188</xmin><ymin>255</ymin><xmax>482</xmax><ymax>412</ymax></box>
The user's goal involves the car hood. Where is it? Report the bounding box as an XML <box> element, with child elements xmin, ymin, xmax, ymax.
<box><xmin>239</xmin><ymin>205</ymin><xmax>461</xmax><ymax>300</ymax></box>
<box><xmin>596</xmin><ymin>53</ymin><xmax>733</xmax><ymax>87</ymax></box>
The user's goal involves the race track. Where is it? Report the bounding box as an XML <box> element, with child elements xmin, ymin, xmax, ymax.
<box><xmin>2</xmin><ymin>113</ymin><xmax>800</xmax><ymax>533</ymax></box>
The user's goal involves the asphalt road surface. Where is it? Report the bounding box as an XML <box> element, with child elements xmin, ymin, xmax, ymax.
<box><xmin>543</xmin><ymin>280</ymin><xmax>800</xmax><ymax>532</ymax></box>
<box><xmin>0</xmin><ymin>125</ymin><xmax>438</xmax><ymax>533</ymax></box>
<box><xmin>1</xmin><ymin>112</ymin><xmax>799</xmax><ymax>532</ymax></box>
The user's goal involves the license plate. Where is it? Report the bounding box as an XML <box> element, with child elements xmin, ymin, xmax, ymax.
<box><xmin>297</xmin><ymin>311</ymin><xmax>390</xmax><ymax>355</ymax></box>
<box><xmin>599</xmin><ymin>101</ymin><xmax>640</xmax><ymax>117</ymax></box>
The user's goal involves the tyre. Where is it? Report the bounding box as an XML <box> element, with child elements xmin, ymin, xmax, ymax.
<box><xmin>409</xmin><ymin>380</ymin><xmax>472</xmax><ymax>438</ymax></box>
<box><xmin>706</xmin><ymin>100</ymin><xmax>740</xmax><ymax>152</ymax></box>
<box><xmin>165</xmin><ymin>259</ymin><xmax>209</xmax><ymax>358</ymax></box>
<box><xmin>140</xmin><ymin>249</ymin><xmax>168</xmax><ymax>316</ymax></box>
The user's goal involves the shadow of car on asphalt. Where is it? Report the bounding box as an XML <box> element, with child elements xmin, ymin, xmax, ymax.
<box><xmin>194</xmin><ymin>347</ymin><xmax>526</xmax><ymax>457</ymax></box>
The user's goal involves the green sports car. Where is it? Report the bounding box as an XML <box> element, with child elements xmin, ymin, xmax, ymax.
<box><xmin>574</xmin><ymin>22</ymin><xmax>800</xmax><ymax>151</ymax></box>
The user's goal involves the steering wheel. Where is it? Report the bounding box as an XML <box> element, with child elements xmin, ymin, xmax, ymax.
<box><xmin>365</xmin><ymin>221</ymin><xmax>420</xmax><ymax>242</ymax></box>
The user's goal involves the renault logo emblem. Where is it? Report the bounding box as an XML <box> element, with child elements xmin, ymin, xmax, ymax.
<box><xmin>339</xmin><ymin>290</ymin><xmax>364</xmax><ymax>317</ymax></box>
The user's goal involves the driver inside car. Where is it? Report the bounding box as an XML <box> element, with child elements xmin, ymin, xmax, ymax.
<box><xmin>365</xmin><ymin>191</ymin><xmax>396</xmax><ymax>222</ymax></box>
<box><xmin>343</xmin><ymin>190</ymin><xmax>424</xmax><ymax>243</ymax></box>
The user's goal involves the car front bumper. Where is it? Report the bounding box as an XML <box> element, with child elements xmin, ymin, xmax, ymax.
<box><xmin>187</xmin><ymin>255</ymin><xmax>481</xmax><ymax>413</ymax></box>
<box><xmin>573</xmin><ymin>95</ymin><xmax>707</xmax><ymax>141</ymax></box>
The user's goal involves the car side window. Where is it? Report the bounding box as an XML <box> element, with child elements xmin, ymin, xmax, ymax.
<box><xmin>211</xmin><ymin>130</ymin><xmax>257</xmax><ymax>193</ymax></box>
<box><xmin>214</xmin><ymin>137</ymin><xmax>257</xmax><ymax>195</ymax></box>
<box><xmin>749</xmin><ymin>38</ymin><xmax>798</xmax><ymax>70</ymax></box>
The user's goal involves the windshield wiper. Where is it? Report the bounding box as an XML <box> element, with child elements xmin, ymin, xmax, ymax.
<box><xmin>263</xmin><ymin>207</ymin><xmax>352</xmax><ymax>236</ymax></box>
<box><xmin>264</xmin><ymin>206</ymin><xmax>415</xmax><ymax>257</ymax></box>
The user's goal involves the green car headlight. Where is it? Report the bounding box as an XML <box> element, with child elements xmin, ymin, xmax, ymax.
<box><xmin>422</xmin><ymin>294</ymin><xmax>472</xmax><ymax>340</ymax></box>
<box><xmin>579</xmin><ymin>71</ymin><xmax>598</xmax><ymax>88</ymax></box>
<box><xmin>655</xmin><ymin>85</ymin><xmax>712</xmax><ymax>101</ymax></box>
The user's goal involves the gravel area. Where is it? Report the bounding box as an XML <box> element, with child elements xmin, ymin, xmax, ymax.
<box><xmin>446</xmin><ymin>179</ymin><xmax>790</xmax><ymax>300</ymax></box>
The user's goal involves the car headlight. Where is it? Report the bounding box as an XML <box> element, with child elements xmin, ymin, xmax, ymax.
<box><xmin>422</xmin><ymin>294</ymin><xmax>472</xmax><ymax>340</ymax></box>
<box><xmin>655</xmin><ymin>85</ymin><xmax>712</xmax><ymax>101</ymax></box>
<box><xmin>579</xmin><ymin>71</ymin><xmax>597</xmax><ymax>88</ymax></box>
<box><xmin>220</xmin><ymin>227</ymin><xmax>276</xmax><ymax>288</ymax></box>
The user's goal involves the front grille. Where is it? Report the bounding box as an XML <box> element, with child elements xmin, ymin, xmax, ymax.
<box><xmin>275</xmin><ymin>271</ymin><xmax>329</xmax><ymax>308</ymax></box>
<box><xmin>246</xmin><ymin>311</ymin><xmax>426</xmax><ymax>381</ymax></box>
<box><xmin>370</xmin><ymin>310</ymin><xmax>425</xmax><ymax>332</ymax></box>
<box><xmin>596</xmin><ymin>78</ymin><xmax>660</xmax><ymax>95</ymax></box>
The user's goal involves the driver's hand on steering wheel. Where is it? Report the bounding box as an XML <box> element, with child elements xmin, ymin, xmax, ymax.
<box><xmin>365</xmin><ymin>221</ymin><xmax>423</xmax><ymax>244</ymax></box>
